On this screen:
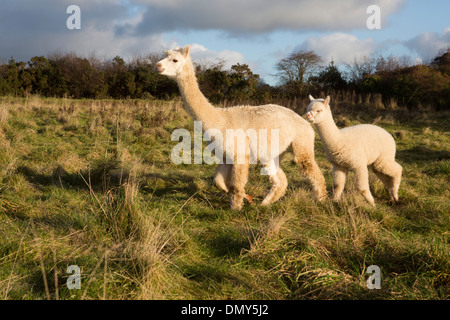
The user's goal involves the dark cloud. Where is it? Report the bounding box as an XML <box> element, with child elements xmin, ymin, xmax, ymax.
<box><xmin>0</xmin><ymin>0</ymin><xmax>130</xmax><ymax>60</ymax></box>
<box><xmin>133</xmin><ymin>0</ymin><xmax>406</xmax><ymax>35</ymax></box>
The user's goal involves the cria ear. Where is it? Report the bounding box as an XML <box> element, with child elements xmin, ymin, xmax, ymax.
<box><xmin>324</xmin><ymin>96</ymin><xmax>330</xmax><ymax>108</ymax></box>
<box><xmin>183</xmin><ymin>45</ymin><xmax>191</xmax><ymax>58</ymax></box>
<box><xmin>309</xmin><ymin>94</ymin><xmax>315</xmax><ymax>101</ymax></box>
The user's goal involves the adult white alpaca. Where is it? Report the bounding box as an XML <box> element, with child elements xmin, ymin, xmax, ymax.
<box><xmin>306</xmin><ymin>95</ymin><xmax>402</xmax><ymax>205</ymax></box>
<box><xmin>156</xmin><ymin>45</ymin><xmax>327</xmax><ymax>210</ymax></box>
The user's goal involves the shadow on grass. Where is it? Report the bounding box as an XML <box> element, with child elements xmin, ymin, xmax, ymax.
<box><xmin>204</xmin><ymin>232</ymin><xmax>251</xmax><ymax>258</ymax></box>
<box><xmin>140</xmin><ymin>171</ymin><xmax>199</xmax><ymax>199</ymax></box>
<box><xmin>9</xmin><ymin>162</ymin><xmax>204</xmax><ymax>229</ymax></box>
<box><xmin>317</xmin><ymin>244</ymin><xmax>450</xmax><ymax>299</ymax></box>
<box><xmin>397</xmin><ymin>145</ymin><xmax>450</xmax><ymax>164</ymax></box>
<box><xmin>180</xmin><ymin>262</ymin><xmax>257</xmax><ymax>298</ymax></box>
<box><xmin>15</xmin><ymin>162</ymin><xmax>201</xmax><ymax>199</ymax></box>
<box><xmin>16</xmin><ymin>161</ymin><xmax>123</xmax><ymax>192</ymax></box>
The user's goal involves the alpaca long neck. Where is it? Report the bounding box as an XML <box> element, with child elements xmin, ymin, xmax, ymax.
<box><xmin>176</xmin><ymin>63</ymin><xmax>221</xmax><ymax>130</ymax></box>
<box><xmin>314</xmin><ymin>115</ymin><xmax>342</xmax><ymax>151</ymax></box>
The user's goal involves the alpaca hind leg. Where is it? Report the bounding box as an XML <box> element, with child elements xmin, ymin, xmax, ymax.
<box><xmin>354</xmin><ymin>165</ymin><xmax>375</xmax><ymax>206</ymax></box>
<box><xmin>292</xmin><ymin>140</ymin><xmax>327</xmax><ymax>200</ymax></box>
<box><xmin>392</xmin><ymin>162</ymin><xmax>402</xmax><ymax>201</ymax></box>
<box><xmin>213</xmin><ymin>163</ymin><xmax>232</xmax><ymax>193</ymax></box>
<box><xmin>229</xmin><ymin>160</ymin><xmax>249</xmax><ymax>211</ymax></box>
<box><xmin>332</xmin><ymin>165</ymin><xmax>347</xmax><ymax>201</ymax></box>
<box><xmin>373</xmin><ymin>161</ymin><xmax>402</xmax><ymax>202</ymax></box>
<box><xmin>372</xmin><ymin>168</ymin><xmax>394</xmax><ymax>200</ymax></box>
<box><xmin>261</xmin><ymin>161</ymin><xmax>288</xmax><ymax>206</ymax></box>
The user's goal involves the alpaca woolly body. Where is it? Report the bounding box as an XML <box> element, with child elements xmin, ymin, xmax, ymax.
<box><xmin>318</xmin><ymin>123</ymin><xmax>397</xmax><ymax>169</ymax></box>
<box><xmin>157</xmin><ymin>45</ymin><xmax>327</xmax><ymax>210</ymax></box>
<box><xmin>306</xmin><ymin>95</ymin><xmax>402</xmax><ymax>205</ymax></box>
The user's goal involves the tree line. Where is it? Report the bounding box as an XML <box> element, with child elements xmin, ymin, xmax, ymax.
<box><xmin>0</xmin><ymin>48</ymin><xmax>449</xmax><ymax>110</ymax></box>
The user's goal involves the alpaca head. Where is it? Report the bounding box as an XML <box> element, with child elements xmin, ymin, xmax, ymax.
<box><xmin>156</xmin><ymin>45</ymin><xmax>191</xmax><ymax>78</ymax></box>
<box><xmin>305</xmin><ymin>95</ymin><xmax>332</xmax><ymax>124</ymax></box>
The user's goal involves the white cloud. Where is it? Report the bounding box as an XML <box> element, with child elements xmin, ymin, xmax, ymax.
<box><xmin>296</xmin><ymin>33</ymin><xmax>375</xmax><ymax>64</ymax></box>
<box><xmin>404</xmin><ymin>28</ymin><xmax>450</xmax><ymax>62</ymax></box>
<box><xmin>292</xmin><ymin>28</ymin><xmax>450</xmax><ymax>67</ymax></box>
<box><xmin>189</xmin><ymin>44</ymin><xmax>245</xmax><ymax>70</ymax></box>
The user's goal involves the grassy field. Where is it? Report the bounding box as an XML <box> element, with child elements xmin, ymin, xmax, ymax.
<box><xmin>0</xmin><ymin>95</ymin><xmax>448</xmax><ymax>300</ymax></box>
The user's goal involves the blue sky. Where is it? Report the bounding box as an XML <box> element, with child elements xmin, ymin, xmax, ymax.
<box><xmin>0</xmin><ymin>0</ymin><xmax>449</xmax><ymax>85</ymax></box>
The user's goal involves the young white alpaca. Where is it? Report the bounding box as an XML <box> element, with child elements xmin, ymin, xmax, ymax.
<box><xmin>305</xmin><ymin>95</ymin><xmax>402</xmax><ymax>205</ymax></box>
<box><xmin>156</xmin><ymin>45</ymin><xmax>327</xmax><ymax>210</ymax></box>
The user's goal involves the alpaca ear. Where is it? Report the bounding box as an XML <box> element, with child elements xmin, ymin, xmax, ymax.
<box><xmin>183</xmin><ymin>45</ymin><xmax>191</xmax><ymax>57</ymax></box>
<box><xmin>308</xmin><ymin>95</ymin><xmax>315</xmax><ymax>101</ymax></box>
<box><xmin>324</xmin><ymin>96</ymin><xmax>330</xmax><ymax>108</ymax></box>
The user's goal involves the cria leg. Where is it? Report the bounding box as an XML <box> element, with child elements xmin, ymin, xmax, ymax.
<box><xmin>261</xmin><ymin>160</ymin><xmax>288</xmax><ymax>206</ymax></box>
<box><xmin>332</xmin><ymin>165</ymin><xmax>347</xmax><ymax>201</ymax></box>
<box><xmin>229</xmin><ymin>160</ymin><xmax>249</xmax><ymax>211</ymax></box>
<box><xmin>354</xmin><ymin>165</ymin><xmax>375</xmax><ymax>206</ymax></box>
<box><xmin>372</xmin><ymin>161</ymin><xmax>402</xmax><ymax>202</ymax></box>
<box><xmin>391</xmin><ymin>162</ymin><xmax>402</xmax><ymax>202</ymax></box>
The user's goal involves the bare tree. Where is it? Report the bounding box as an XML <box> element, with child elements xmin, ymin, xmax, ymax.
<box><xmin>275</xmin><ymin>50</ymin><xmax>323</xmax><ymax>95</ymax></box>
<box><xmin>344</xmin><ymin>54</ymin><xmax>416</xmax><ymax>84</ymax></box>
<box><xmin>344</xmin><ymin>55</ymin><xmax>378</xmax><ymax>84</ymax></box>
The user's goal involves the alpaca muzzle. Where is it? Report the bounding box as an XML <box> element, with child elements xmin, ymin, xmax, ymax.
<box><xmin>155</xmin><ymin>63</ymin><xmax>165</xmax><ymax>74</ymax></box>
<box><xmin>305</xmin><ymin>112</ymin><xmax>314</xmax><ymax>122</ymax></box>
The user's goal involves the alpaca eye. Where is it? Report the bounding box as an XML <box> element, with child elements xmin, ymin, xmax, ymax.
<box><xmin>173</xmin><ymin>59</ymin><xmax>178</xmax><ymax>63</ymax></box>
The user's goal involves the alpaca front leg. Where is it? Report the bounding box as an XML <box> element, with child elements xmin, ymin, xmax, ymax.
<box><xmin>214</xmin><ymin>163</ymin><xmax>253</xmax><ymax>204</ymax></box>
<box><xmin>332</xmin><ymin>165</ymin><xmax>347</xmax><ymax>201</ymax></box>
<box><xmin>354</xmin><ymin>166</ymin><xmax>375</xmax><ymax>206</ymax></box>
<box><xmin>229</xmin><ymin>162</ymin><xmax>249</xmax><ymax>211</ymax></box>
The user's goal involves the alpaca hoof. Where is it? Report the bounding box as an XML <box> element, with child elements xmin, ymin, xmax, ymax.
<box><xmin>261</xmin><ymin>199</ymin><xmax>270</xmax><ymax>206</ymax></box>
<box><xmin>389</xmin><ymin>195</ymin><xmax>399</xmax><ymax>205</ymax></box>
<box><xmin>361</xmin><ymin>190</ymin><xmax>375</xmax><ymax>206</ymax></box>
<box><xmin>317</xmin><ymin>189</ymin><xmax>328</xmax><ymax>201</ymax></box>
<box><xmin>231</xmin><ymin>203</ymin><xmax>243</xmax><ymax>211</ymax></box>
<box><xmin>230</xmin><ymin>195</ymin><xmax>244</xmax><ymax>211</ymax></box>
